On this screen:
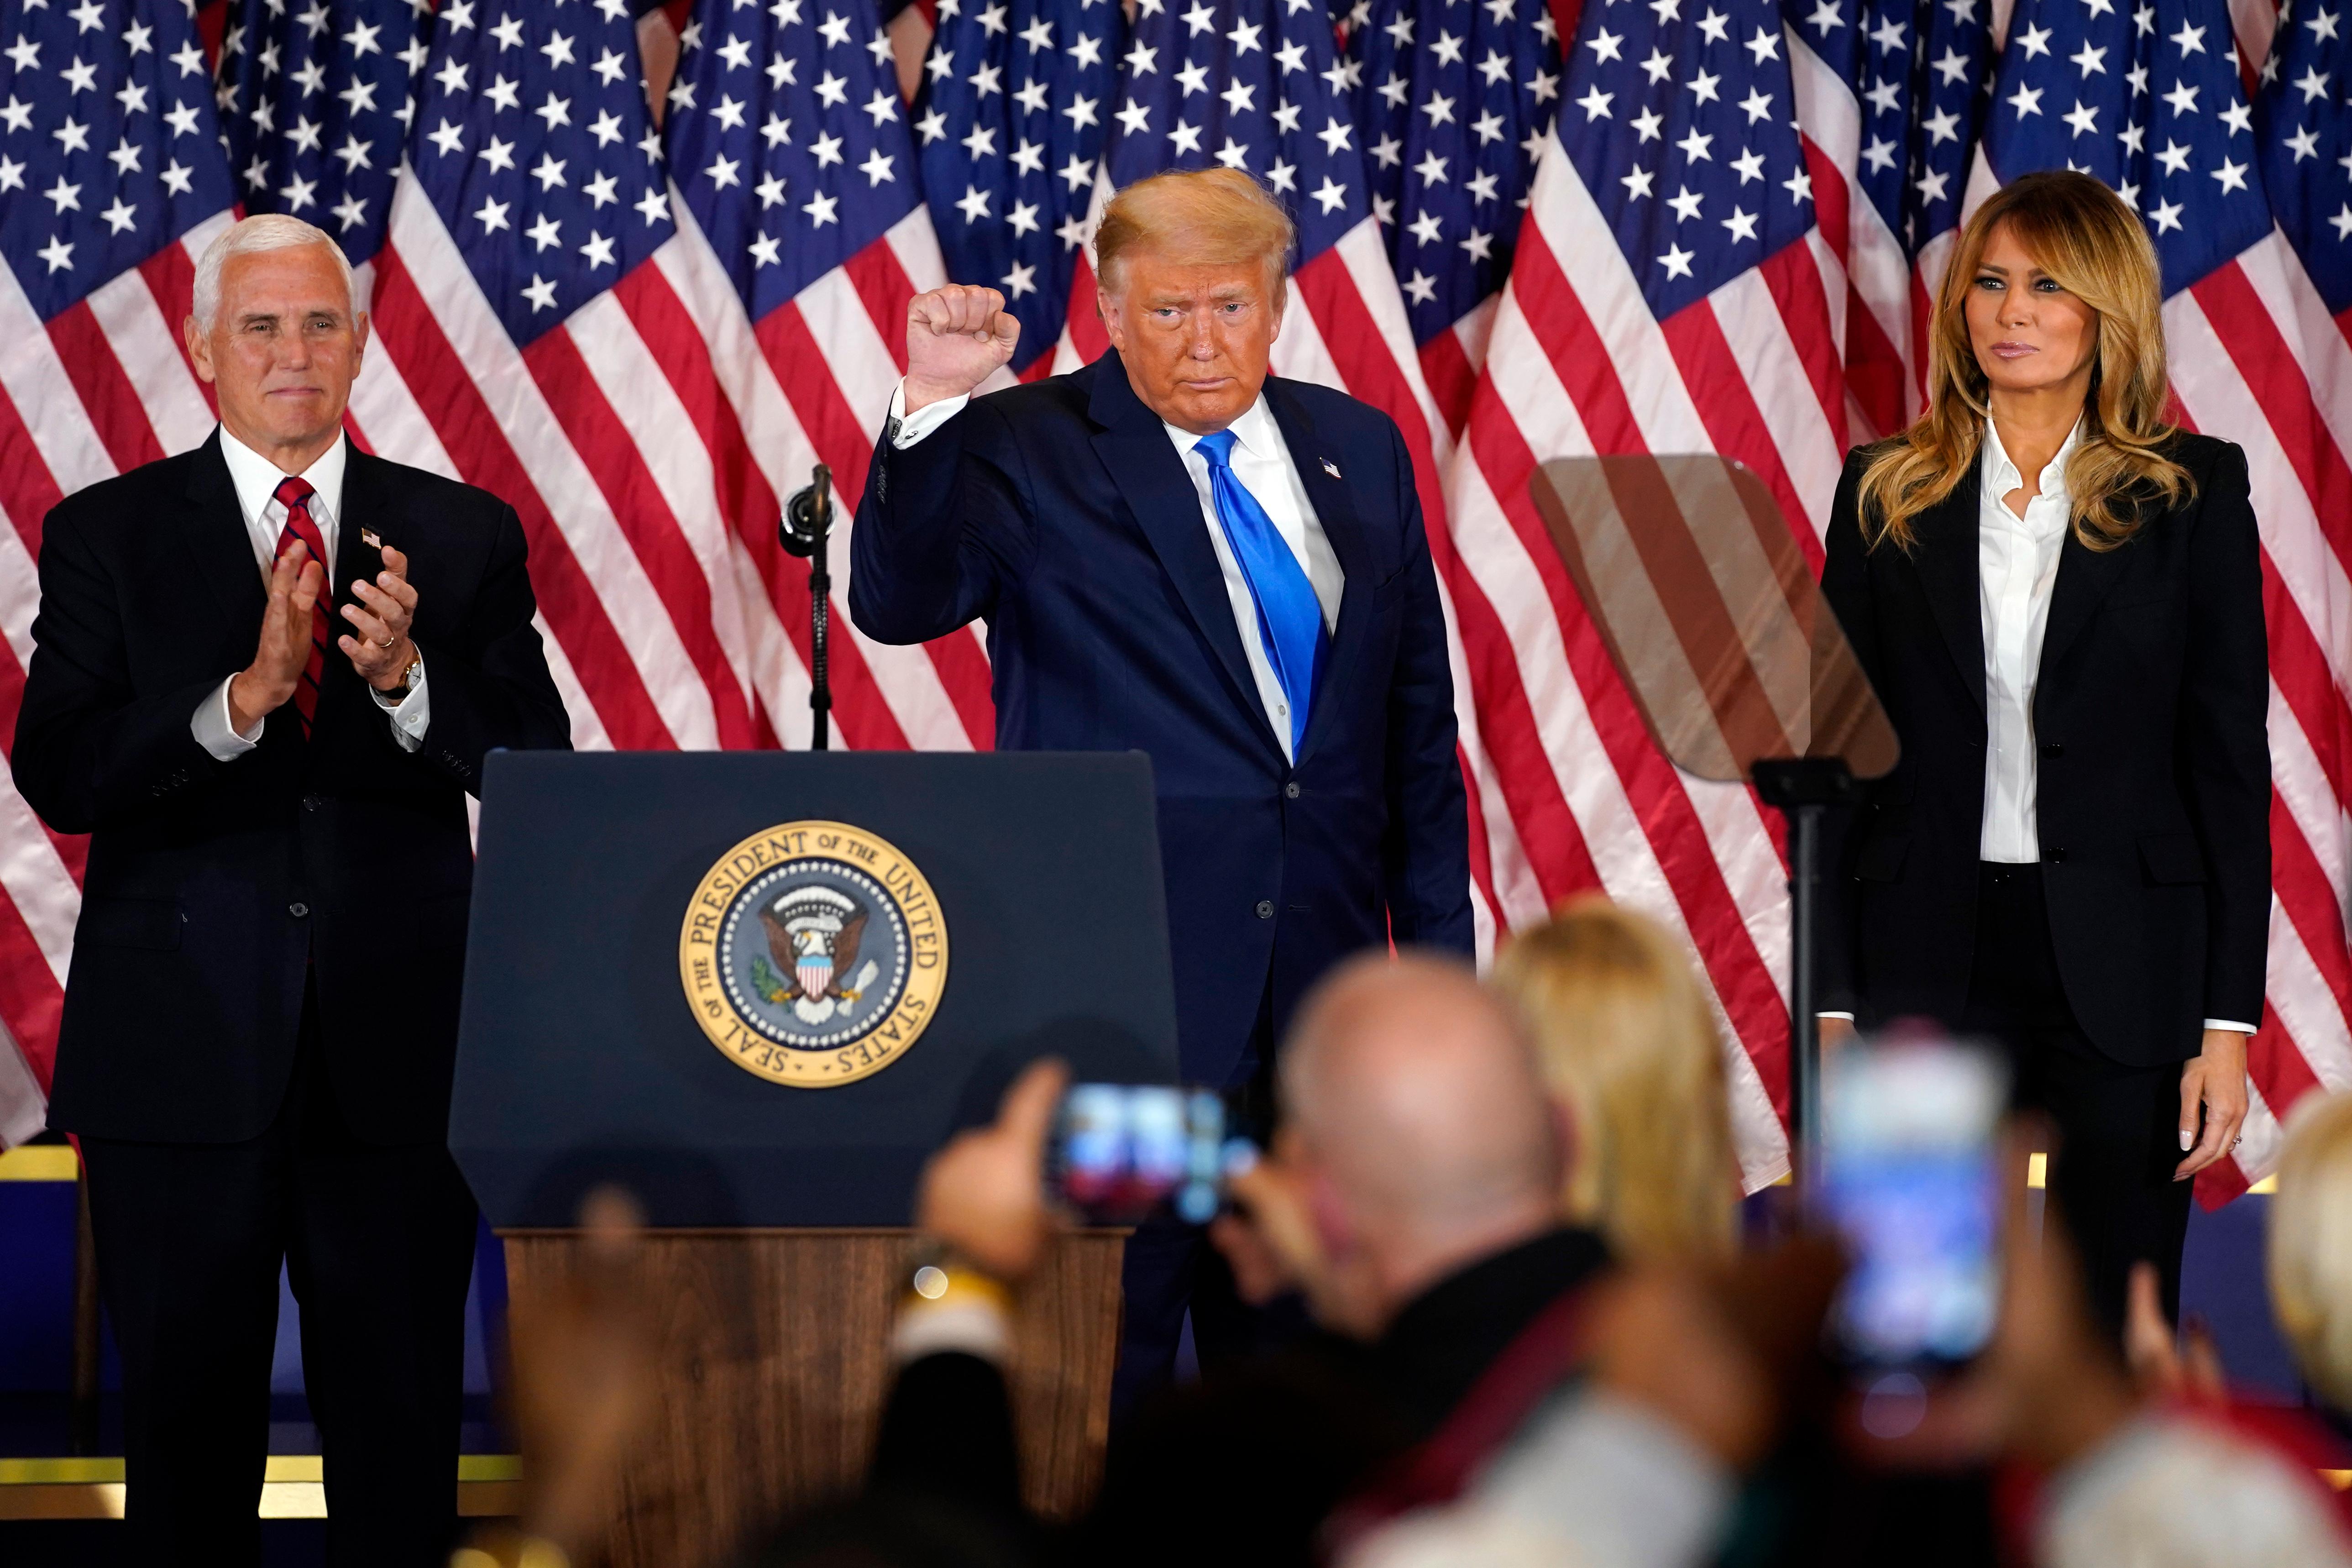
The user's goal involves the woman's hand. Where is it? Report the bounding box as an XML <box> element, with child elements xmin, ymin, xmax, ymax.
<box><xmin>2174</xmin><ymin>1028</ymin><xmax>2250</xmax><ymax>1180</ymax></box>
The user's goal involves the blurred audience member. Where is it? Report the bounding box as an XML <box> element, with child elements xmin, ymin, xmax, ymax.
<box><xmin>803</xmin><ymin>950</ymin><xmax>1610</xmax><ymax>1568</ymax></box>
<box><xmin>1876</xmin><ymin>1138</ymin><xmax>2351</xmax><ymax>1568</ymax></box>
<box><xmin>1341</xmin><ymin>1265</ymin><xmax>1781</xmax><ymax>1568</ymax></box>
<box><xmin>453</xmin><ymin>1187</ymin><xmax>658</xmax><ymax>1568</ymax></box>
<box><xmin>2268</xmin><ymin>1090</ymin><xmax>2352</xmax><ymax>1415</ymax></box>
<box><xmin>1492</xmin><ymin>897</ymin><xmax>1739</xmax><ymax>1263</ymax></box>
<box><xmin>1210</xmin><ymin>949</ymin><xmax>1587</xmax><ymax>1354</ymax></box>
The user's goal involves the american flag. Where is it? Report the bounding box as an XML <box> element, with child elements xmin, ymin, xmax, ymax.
<box><xmin>662</xmin><ymin>0</ymin><xmax>990</xmax><ymax>749</ymax></box>
<box><xmin>1975</xmin><ymin>0</ymin><xmax>2352</xmax><ymax>1197</ymax></box>
<box><xmin>1784</xmin><ymin>0</ymin><xmax>1989</xmax><ymax>435</ymax></box>
<box><xmin>910</xmin><ymin>0</ymin><xmax>1124</xmax><ymax>378</ymax></box>
<box><xmin>0</xmin><ymin>0</ymin><xmax>235</xmax><ymax>1143</ymax></box>
<box><xmin>1338</xmin><ymin>0</ymin><xmax>1562</xmax><ymax>433</ymax></box>
<box><xmin>1442</xmin><ymin>0</ymin><xmax>1847</xmax><ymax>1184</ymax></box>
<box><xmin>215</xmin><ymin>0</ymin><xmax>428</xmax><ymax>261</ymax></box>
<box><xmin>4</xmin><ymin>1</ymin><xmax>2349</xmax><ymax>1192</ymax></box>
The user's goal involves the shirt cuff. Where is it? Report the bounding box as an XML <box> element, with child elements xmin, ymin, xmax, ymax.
<box><xmin>1818</xmin><ymin>1012</ymin><xmax>1855</xmax><ymax>1022</ymax></box>
<box><xmin>888</xmin><ymin>379</ymin><xmax>970</xmax><ymax>447</ymax></box>
<box><xmin>2202</xmin><ymin>1019</ymin><xmax>2258</xmax><ymax>1034</ymax></box>
<box><xmin>191</xmin><ymin>676</ymin><xmax>263</xmax><ymax>760</ymax></box>
<box><xmin>369</xmin><ymin>653</ymin><xmax>429</xmax><ymax>753</ymax></box>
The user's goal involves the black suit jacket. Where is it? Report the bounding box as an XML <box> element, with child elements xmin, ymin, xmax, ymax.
<box><xmin>1818</xmin><ymin>432</ymin><xmax>2269</xmax><ymax>1066</ymax></box>
<box><xmin>850</xmin><ymin>351</ymin><xmax>1473</xmax><ymax>1085</ymax></box>
<box><xmin>15</xmin><ymin>432</ymin><xmax>571</xmax><ymax>1145</ymax></box>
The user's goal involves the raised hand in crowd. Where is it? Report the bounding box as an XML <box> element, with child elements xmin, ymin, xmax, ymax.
<box><xmin>916</xmin><ymin>1056</ymin><xmax>1069</xmax><ymax>1284</ymax></box>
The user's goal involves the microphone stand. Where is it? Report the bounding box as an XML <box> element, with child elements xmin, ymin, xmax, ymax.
<box><xmin>780</xmin><ymin>463</ymin><xmax>835</xmax><ymax>751</ymax></box>
<box><xmin>1749</xmin><ymin>756</ymin><xmax>1861</xmax><ymax>1183</ymax></box>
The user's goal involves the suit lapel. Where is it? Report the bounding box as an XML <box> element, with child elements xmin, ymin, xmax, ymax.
<box><xmin>1911</xmin><ymin>466</ymin><xmax>1986</xmax><ymax>714</ymax></box>
<box><xmin>1264</xmin><ymin>380</ymin><xmax>1370</xmax><ymax>766</ymax></box>
<box><xmin>2038</xmin><ymin>505</ymin><xmax>2137</xmax><ymax>677</ymax></box>
<box><xmin>1085</xmin><ymin>353</ymin><xmax>1271</xmax><ymax>737</ymax></box>
<box><xmin>181</xmin><ymin>430</ymin><xmax>269</xmax><ymax>644</ymax></box>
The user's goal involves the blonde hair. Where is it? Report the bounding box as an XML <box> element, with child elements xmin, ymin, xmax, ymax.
<box><xmin>1491</xmin><ymin>897</ymin><xmax>1738</xmax><ymax>1263</ymax></box>
<box><xmin>2268</xmin><ymin>1091</ymin><xmax>2352</xmax><ymax>1410</ymax></box>
<box><xmin>192</xmin><ymin>214</ymin><xmax>361</xmax><ymax>331</ymax></box>
<box><xmin>1856</xmin><ymin>170</ymin><xmax>2191</xmax><ymax>554</ymax></box>
<box><xmin>1093</xmin><ymin>167</ymin><xmax>1295</xmax><ymax>297</ymax></box>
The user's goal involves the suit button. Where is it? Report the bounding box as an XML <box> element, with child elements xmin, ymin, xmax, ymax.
<box><xmin>2040</xmin><ymin>742</ymin><xmax>2064</xmax><ymax>759</ymax></box>
<box><xmin>1255</xmin><ymin>900</ymin><xmax>1274</xmax><ymax>919</ymax></box>
<box><xmin>1284</xmin><ymin>782</ymin><xmax>1301</xmax><ymax>799</ymax></box>
<box><xmin>2042</xmin><ymin>848</ymin><xmax>2067</xmax><ymax>865</ymax></box>
<box><xmin>302</xmin><ymin>795</ymin><xmax>321</xmax><ymax>812</ymax></box>
<box><xmin>289</xmin><ymin>902</ymin><xmax>310</xmax><ymax>918</ymax></box>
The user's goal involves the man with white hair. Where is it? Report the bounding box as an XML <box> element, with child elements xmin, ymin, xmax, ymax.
<box><xmin>850</xmin><ymin>168</ymin><xmax>1473</xmax><ymax>1409</ymax></box>
<box><xmin>14</xmin><ymin>214</ymin><xmax>569</xmax><ymax>1563</ymax></box>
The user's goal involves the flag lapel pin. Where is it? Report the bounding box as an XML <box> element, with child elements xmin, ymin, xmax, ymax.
<box><xmin>1321</xmin><ymin>458</ymin><xmax>1341</xmax><ymax>478</ymax></box>
<box><xmin>361</xmin><ymin>528</ymin><xmax>383</xmax><ymax>549</ymax></box>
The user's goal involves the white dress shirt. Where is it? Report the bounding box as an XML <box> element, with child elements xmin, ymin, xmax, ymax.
<box><xmin>1826</xmin><ymin>419</ymin><xmax>2251</xmax><ymax>1035</ymax></box>
<box><xmin>191</xmin><ymin>427</ymin><xmax>429</xmax><ymax>758</ymax></box>
<box><xmin>1978</xmin><ymin>416</ymin><xmax>2077</xmax><ymax>865</ymax></box>
<box><xmin>887</xmin><ymin>382</ymin><xmax>1344</xmax><ymax>761</ymax></box>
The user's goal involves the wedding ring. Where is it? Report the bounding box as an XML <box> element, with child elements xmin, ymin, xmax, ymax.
<box><xmin>375</xmin><ymin>635</ymin><xmax>397</xmax><ymax>649</ymax></box>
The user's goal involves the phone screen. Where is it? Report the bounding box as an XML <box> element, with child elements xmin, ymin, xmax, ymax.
<box><xmin>1052</xmin><ymin>1084</ymin><xmax>1238</xmax><ymax>1224</ymax></box>
<box><xmin>1819</xmin><ymin>1039</ymin><xmax>2008</xmax><ymax>1372</ymax></box>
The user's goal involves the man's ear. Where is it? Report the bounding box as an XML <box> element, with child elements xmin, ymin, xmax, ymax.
<box><xmin>1097</xmin><ymin>284</ymin><xmax>1126</xmax><ymax>350</ymax></box>
<box><xmin>350</xmin><ymin>310</ymin><xmax>370</xmax><ymax>380</ymax></box>
<box><xmin>183</xmin><ymin>315</ymin><xmax>217</xmax><ymax>384</ymax></box>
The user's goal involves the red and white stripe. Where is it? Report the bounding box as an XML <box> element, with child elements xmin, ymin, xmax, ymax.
<box><xmin>1786</xmin><ymin>31</ymin><xmax>1910</xmax><ymax>443</ymax></box>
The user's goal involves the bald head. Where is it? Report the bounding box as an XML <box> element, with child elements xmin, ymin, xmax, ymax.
<box><xmin>1279</xmin><ymin>952</ymin><xmax>1563</xmax><ymax>1311</ymax></box>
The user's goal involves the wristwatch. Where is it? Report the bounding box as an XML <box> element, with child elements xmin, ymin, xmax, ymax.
<box><xmin>380</xmin><ymin>647</ymin><xmax>424</xmax><ymax>706</ymax></box>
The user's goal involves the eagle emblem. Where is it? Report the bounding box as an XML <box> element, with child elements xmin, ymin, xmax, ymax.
<box><xmin>754</xmin><ymin>887</ymin><xmax>881</xmax><ymax>1024</ymax></box>
<box><xmin>680</xmin><ymin>818</ymin><xmax>949</xmax><ymax>1088</ymax></box>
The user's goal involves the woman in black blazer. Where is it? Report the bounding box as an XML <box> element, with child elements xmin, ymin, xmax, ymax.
<box><xmin>1819</xmin><ymin>170</ymin><xmax>2270</xmax><ymax>1333</ymax></box>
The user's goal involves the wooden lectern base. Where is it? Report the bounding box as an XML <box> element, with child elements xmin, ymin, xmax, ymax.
<box><xmin>502</xmin><ymin>1229</ymin><xmax>1126</xmax><ymax>1568</ymax></box>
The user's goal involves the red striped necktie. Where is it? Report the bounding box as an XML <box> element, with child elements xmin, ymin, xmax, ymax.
<box><xmin>272</xmin><ymin>475</ymin><xmax>330</xmax><ymax>738</ymax></box>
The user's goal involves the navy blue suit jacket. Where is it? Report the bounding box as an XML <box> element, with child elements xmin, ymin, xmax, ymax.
<box><xmin>850</xmin><ymin>350</ymin><xmax>1473</xmax><ymax>1084</ymax></box>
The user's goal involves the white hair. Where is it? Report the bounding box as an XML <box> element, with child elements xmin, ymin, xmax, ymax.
<box><xmin>190</xmin><ymin>214</ymin><xmax>363</xmax><ymax>331</ymax></box>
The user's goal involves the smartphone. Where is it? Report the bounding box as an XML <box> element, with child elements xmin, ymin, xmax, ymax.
<box><xmin>1050</xmin><ymin>1083</ymin><xmax>1249</xmax><ymax>1224</ymax></box>
<box><xmin>1818</xmin><ymin>1037</ymin><xmax>2008</xmax><ymax>1373</ymax></box>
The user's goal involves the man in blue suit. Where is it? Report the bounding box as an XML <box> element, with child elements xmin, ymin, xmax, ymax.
<box><xmin>851</xmin><ymin>167</ymin><xmax>1472</xmax><ymax>1405</ymax></box>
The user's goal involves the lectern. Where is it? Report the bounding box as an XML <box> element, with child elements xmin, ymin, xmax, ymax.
<box><xmin>451</xmin><ymin>751</ymin><xmax>1180</xmax><ymax>1568</ymax></box>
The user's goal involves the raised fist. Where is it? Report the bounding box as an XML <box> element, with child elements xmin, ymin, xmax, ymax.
<box><xmin>904</xmin><ymin>285</ymin><xmax>1020</xmax><ymax>413</ymax></box>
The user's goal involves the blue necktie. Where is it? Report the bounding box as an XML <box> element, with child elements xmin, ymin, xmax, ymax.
<box><xmin>1193</xmin><ymin>430</ymin><xmax>1327</xmax><ymax>752</ymax></box>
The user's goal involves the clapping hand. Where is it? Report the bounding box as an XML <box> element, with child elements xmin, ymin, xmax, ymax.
<box><xmin>339</xmin><ymin>544</ymin><xmax>418</xmax><ymax>692</ymax></box>
<box><xmin>227</xmin><ymin>539</ymin><xmax>325</xmax><ymax>733</ymax></box>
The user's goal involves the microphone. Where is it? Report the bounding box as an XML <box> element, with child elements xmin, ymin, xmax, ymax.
<box><xmin>780</xmin><ymin>464</ymin><xmax>835</xmax><ymax>750</ymax></box>
<box><xmin>780</xmin><ymin>463</ymin><xmax>832</xmax><ymax>559</ymax></box>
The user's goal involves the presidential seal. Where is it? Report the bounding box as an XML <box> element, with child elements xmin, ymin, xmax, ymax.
<box><xmin>679</xmin><ymin>821</ymin><xmax>948</xmax><ymax>1087</ymax></box>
